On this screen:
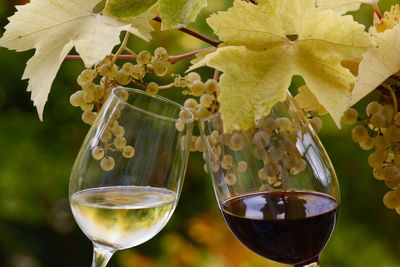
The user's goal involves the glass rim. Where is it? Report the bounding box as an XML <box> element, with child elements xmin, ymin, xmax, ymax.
<box><xmin>112</xmin><ymin>87</ymin><xmax>195</xmax><ymax>124</ymax></box>
<box><xmin>199</xmin><ymin>111</ymin><xmax>220</xmax><ymax>123</ymax></box>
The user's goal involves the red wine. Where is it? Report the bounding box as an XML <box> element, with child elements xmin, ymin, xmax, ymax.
<box><xmin>222</xmin><ymin>191</ymin><xmax>338</xmax><ymax>266</ymax></box>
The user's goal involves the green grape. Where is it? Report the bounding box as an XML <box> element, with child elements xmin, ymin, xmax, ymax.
<box><xmin>175</xmin><ymin>122</ymin><xmax>185</xmax><ymax>132</ymax></box>
<box><xmin>225</xmin><ymin>173</ymin><xmax>237</xmax><ymax>185</ymax></box>
<box><xmin>210</xmin><ymin>130</ymin><xmax>219</xmax><ymax>144</ymax></box>
<box><xmin>342</xmin><ymin>108</ymin><xmax>358</xmax><ymax>125</ymax></box>
<box><xmin>101</xmin><ymin>156</ymin><xmax>115</xmax><ymax>171</ymax></box>
<box><xmin>203</xmin><ymin>164</ymin><xmax>209</xmax><ymax>174</ymax></box>
<box><xmin>82</xmin><ymin>111</ymin><xmax>97</xmax><ymax>125</ymax></box>
<box><xmin>385</xmin><ymin>125</ymin><xmax>400</xmax><ymax>142</ymax></box>
<box><xmin>382</xmin><ymin>105</ymin><xmax>394</xmax><ymax>121</ymax></box>
<box><xmin>366</xmin><ymin>101</ymin><xmax>382</xmax><ymax>116</ymax></box>
<box><xmin>276</xmin><ymin>117</ymin><xmax>292</xmax><ymax>131</ymax></box>
<box><xmin>77</xmin><ymin>75</ymin><xmax>84</xmax><ymax>86</ymax></box>
<box><xmin>99</xmin><ymin>64</ymin><xmax>118</xmax><ymax>79</ymax></box>
<box><xmin>112</xmin><ymin>125</ymin><xmax>125</xmax><ymax>137</ymax></box>
<box><xmin>270</xmin><ymin>146</ymin><xmax>284</xmax><ymax>161</ymax></box>
<box><xmin>179</xmin><ymin>109</ymin><xmax>192</xmax><ymax>120</ymax></box>
<box><xmin>70</xmin><ymin>91</ymin><xmax>85</xmax><ymax>107</ymax></box>
<box><xmin>351</xmin><ymin>125</ymin><xmax>368</xmax><ymax>142</ymax></box>
<box><xmin>154</xmin><ymin>47</ymin><xmax>169</xmax><ymax>62</ymax></box>
<box><xmin>264</xmin><ymin>162</ymin><xmax>278</xmax><ymax>177</ymax></box>
<box><xmin>394</xmin><ymin>153</ymin><xmax>400</xmax><ymax>167</ymax></box>
<box><xmin>359</xmin><ymin>136</ymin><xmax>374</xmax><ymax>150</ymax></box>
<box><xmin>211</xmin><ymin>160</ymin><xmax>220</xmax><ymax>173</ymax></box>
<box><xmin>92</xmin><ymin>146</ymin><xmax>104</xmax><ymax>160</ymax></box>
<box><xmin>82</xmin><ymin>82</ymin><xmax>95</xmax><ymax>92</ymax></box>
<box><xmin>383</xmin><ymin>190</ymin><xmax>400</xmax><ymax>209</ymax></box>
<box><xmin>230</xmin><ymin>133</ymin><xmax>245</xmax><ymax>151</ymax></box>
<box><xmin>283</xmin><ymin>151</ymin><xmax>298</xmax><ymax>169</ymax></box>
<box><xmin>115</xmin><ymin>89</ymin><xmax>129</xmax><ymax>101</ymax></box>
<box><xmin>116</xmin><ymin>70</ymin><xmax>131</xmax><ymax>85</ymax></box>
<box><xmin>196</xmin><ymin>106</ymin><xmax>211</xmax><ymax>119</ymax></box>
<box><xmin>101</xmin><ymin>130</ymin><xmax>112</xmax><ymax>143</ymax></box>
<box><xmin>122</xmin><ymin>146</ymin><xmax>135</xmax><ymax>158</ymax></box>
<box><xmin>190</xmin><ymin>80</ymin><xmax>205</xmax><ymax>97</ymax></box>
<box><xmin>370</xmin><ymin>112</ymin><xmax>386</xmax><ymax>128</ymax></box>
<box><xmin>253</xmin><ymin>131</ymin><xmax>269</xmax><ymax>147</ymax></box>
<box><xmin>367</xmin><ymin>149</ymin><xmax>388</xmax><ymax>168</ymax></box>
<box><xmin>80</xmin><ymin>69</ymin><xmax>96</xmax><ymax>83</ymax></box>
<box><xmin>221</xmin><ymin>154</ymin><xmax>233</xmax><ymax>170</ymax></box>
<box><xmin>83</xmin><ymin>91</ymin><xmax>94</xmax><ymax>103</ymax></box>
<box><xmin>290</xmin><ymin>158</ymin><xmax>307</xmax><ymax>175</ymax></box>
<box><xmin>237</xmin><ymin>161</ymin><xmax>248</xmax><ymax>172</ymax></box>
<box><xmin>184</xmin><ymin>98</ymin><xmax>198</xmax><ymax>109</ymax></box>
<box><xmin>81</xmin><ymin>103</ymin><xmax>94</xmax><ymax>112</ymax></box>
<box><xmin>132</xmin><ymin>64</ymin><xmax>145</xmax><ymax>80</ymax></box>
<box><xmin>385</xmin><ymin>178</ymin><xmax>400</xmax><ymax>189</ymax></box>
<box><xmin>114</xmin><ymin>136</ymin><xmax>127</xmax><ymax>149</ymax></box>
<box><xmin>153</xmin><ymin>60</ymin><xmax>168</xmax><ymax>77</ymax></box>
<box><xmin>310</xmin><ymin>117</ymin><xmax>323</xmax><ymax>133</ymax></box>
<box><xmin>205</xmin><ymin>79</ymin><xmax>219</xmax><ymax>94</ymax></box>
<box><xmin>258</xmin><ymin>168</ymin><xmax>268</xmax><ymax>180</ymax></box>
<box><xmin>200</xmin><ymin>94</ymin><xmax>214</xmax><ymax>108</ymax></box>
<box><xmin>260</xmin><ymin>117</ymin><xmax>277</xmax><ymax>134</ymax></box>
<box><xmin>268</xmin><ymin>176</ymin><xmax>277</xmax><ymax>185</ymax></box>
<box><xmin>146</xmin><ymin>82</ymin><xmax>159</xmax><ymax>96</ymax></box>
<box><xmin>137</xmin><ymin>50</ymin><xmax>152</xmax><ymax>65</ymax></box>
<box><xmin>190</xmin><ymin>136</ymin><xmax>197</xmax><ymax>152</ymax></box>
<box><xmin>373</xmin><ymin>167</ymin><xmax>385</xmax><ymax>180</ymax></box>
<box><xmin>185</xmin><ymin>72</ymin><xmax>201</xmax><ymax>83</ymax></box>
<box><xmin>383</xmin><ymin>164</ymin><xmax>400</xmax><ymax>181</ymax></box>
<box><xmin>374</xmin><ymin>135</ymin><xmax>389</xmax><ymax>149</ymax></box>
<box><xmin>122</xmin><ymin>62</ymin><xmax>135</xmax><ymax>75</ymax></box>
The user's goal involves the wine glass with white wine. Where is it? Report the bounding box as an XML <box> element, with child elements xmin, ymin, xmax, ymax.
<box><xmin>69</xmin><ymin>87</ymin><xmax>194</xmax><ymax>267</ymax></box>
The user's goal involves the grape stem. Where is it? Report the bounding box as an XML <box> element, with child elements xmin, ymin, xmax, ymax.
<box><xmin>382</xmin><ymin>83</ymin><xmax>398</xmax><ymax>114</ymax></box>
<box><xmin>124</xmin><ymin>47</ymin><xmax>137</xmax><ymax>57</ymax></box>
<box><xmin>111</xmin><ymin>32</ymin><xmax>130</xmax><ymax>65</ymax></box>
<box><xmin>152</xmin><ymin>17</ymin><xmax>222</xmax><ymax>47</ymax></box>
<box><xmin>159</xmin><ymin>83</ymin><xmax>175</xmax><ymax>90</ymax></box>
<box><xmin>130</xmin><ymin>79</ymin><xmax>147</xmax><ymax>90</ymax></box>
<box><xmin>168</xmin><ymin>48</ymin><xmax>208</xmax><ymax>64</ymax></box>
<box><xmin>373</xmin><ymin>2</ymin><xmax>383</xmax><ymax>21</ymax></box>
<box><xmin>213</xmin><ymin>69</ymin><xmax>220</xmax><ymax>81</ymax></box>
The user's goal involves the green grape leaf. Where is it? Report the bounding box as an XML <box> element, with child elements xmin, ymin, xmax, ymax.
<box><xmin>294</xmin><ymin>85</ymin><xmax>328</xmax><ymax>116</ymax></box>
<box><xmin>103</xmin><ymin>0</ymin><xmax>158</xmax><ymax>18</ymax></box>
<box><xmin>316</xmin><ymin>0</ymin><xmax>377</xmax><ymax>14</ymax></box>
<box><xmin>351</xmin><ymin>23</ymin><xmax>400</xmax><ymax>106</ymax></box>
<box><xmin>159</xmin><ymin>0</ymin><xmax>207</xmax><ymax>30</ymax></box>
<box><xmin>190</xmin><ymin>0</ymin><xmax>373</xmax><ymax>132</ymax></box>
<box><xmin>0</xmin><ymin>0</ymin><xmax>154</xmax><ymax>120</ymax></box>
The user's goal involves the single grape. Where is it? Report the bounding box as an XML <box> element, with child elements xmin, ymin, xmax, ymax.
<box><xmin>153</xmin><ymin>60</ymin><xmax>168</xmax><ymax>77</ymax></box>
<box><xmin>146</xmin><ymin>82</ymin><xmax>159</xmax><ymax>96</ymax></box>
<box><xmin>200</xmin><ymin>94</ymin><xmax>215</xmax><ymax>108</ymax></box>
<box><xmin>175</xmin><ymin>121</ymin><xmax>185</xmax><ymax>132</ymax></box>
<box><xmin>276</xmin><ymin>117</ymin><xmax>292</xmax><ymax>131</ymax></box>
<box><xmin>93</xmin><ymin>85</ymin><xmax>105</xmax><ymax>101</ymax></box>
<box><xmin>101</xmin><ymin>157</ymin><xmax>115</xmax><ymax>171</ymax></box>
<box><xmin>366</xmin><ymin>101</ymin><xmax>382</xmax><ymax>116</ymax></box>
<box><xmin>374</xmin><ymin>135</ymin><xmax>390</xmax><ymax>149</ymax></box>
<box><xmin>112</xmin><ymin>125</ymin><xmax>125</xmax><ymax>137</ymax></box>
<box><xmin>70</xmin><ymin>91</ymin><xmax>85</xmax><ymax>107</ymax></box>
<box><xmin>115</xmin><ymin>89</ymin><xmax>129</xmax><ymax>101</ymax></box>
<box><xmin>221</xmin><ymin>154</ymin><xmax>233</xmax><ymax>170</ymax></box>
<box><xmin>132</xmin><ymin>64</ymin><xmax>145</xmax><ymax>80</ymax></box>
<box><xmin>185</xmin><ymin>72</ymin><xmax>201</xmax><ymax>83</ymax></box>
<box><xmin>210</xmin><ymin>130</ymin><xmax>219</xmax><ymax>144</ymax></box>
<box><xmin>137</xmin><ymin>50</ymin><xmax>152</xmax><ymax>65</ymax></box>
<box><xmin>260</xmin><ymin>117</ymin><xmax>277</xmax><ymax>133</ymax></box>
<box><xmin>359</xmin><ymin>136</ymin><xmax>374</xmax><ymax>150</ymax></box>
<box><xmin>83</xmin><ymin>91</ymin><xmax>94</xmax><ymax>103</ymax></box>
<box><xmin>253</xmin><ymin>131</ymin><xmax>269</xmax><ymax>147</ymax></box>
<box><xmin>82</xmin><ymin>111</ymin><xmax>97</xmax><ymax>125</ymax></box>
<box><xmin>203</xmin><ymin>164</ymin><xmax>209</xmax><ymax>174</ymax></box>
<box><xmin>367</xmin><ymin>149</ymin><xmax>388</xmax><ymax>168</ymax></box>
<box><xmin>342</xmin><ymin>108</ymin><xmax>358</xmax><ymax>125</ymax></box>
<box><xmin>385</xmin><ymin>125</ymin><xmax>400</xmax><ymax>142</ymax></box>
<box><xmin>82</xmin><ymin>82</ymin><xmax>95</xmax><ymax>92</ymax></box>
<box><xmin>237</xmin><ymin>161</ymin><xmax>248</xmax><ymax>172</ymax></box>
<box><xmin>265</xmin><ymin>162</ymin><xmax>279</xmax><ymax>177</ymax></box>
<box><xmin>370</xmin><ymin>112</ymin><xmax>386</xmax><ymax>128</ymax></box>
<box><xmin>77</xmin><ymin>75</ymin><xmax>83</xmax><ymax>86</ymax></box>
<box><xmin>154</xmin><ymin>47</ymin><xmax>169</xmax><ymax>62</ymax></box>
<box><xmin>114</xmin><ymin>136</ymin><xmax>127</xmax><ymax>149</ymax></box>
<box><xmin>211</xmin><ymin>160</ymin><xmax>220</xmax><ymax>172</ymax></box>
<box><xmin>383</xmin><ymin>164</ymin><xmax>400</xmax><ymax>181</ymax></box>
<box><xmin>179</xmin><ymin>109</ymin><xmax>192</xmax><ymax>120</ymax></box>
<box><xmin>258</xmin><ymin>168</ymin><xmax>268</xmax><ymax>180</ymax></box>
<box><xmin>383</xmin><ymin>190</ymin><xmax>400</xmax><ymax>209</ymax></box>
<box><xmin>195</xmin><ymin>138</ymin><xmax>203</xmax><ymax>152</ymax></box>
<box><xmin>190</xmin><ymin>80</ymin><xmax>205</xmax><ymax>97</ymax></box>
<box><xmin>205</xmin><ymin>79</ymin><xmax>219</xmax><ymax>94</ymax></box>
<box><xmin>122</xmin><ymin>146</ymin><xmax>135</xmax><ymax>158</ymax></box>
<box><xmin>80</xmin><ymin>103</ymin><xmax>94</xmax><ymax>112</ymax></box>
<box><xmin>92</xmin><ymin>146</ymin><xmax>104</xmax><ymax>160</ymax></box>
<box><xmin>373</xmin><ymin>167</ymin><xmax>385</xmax><ymax>180</ymax></box>
<box><xmin>382</xmin><ymin>105</ymin><xmax>394</xmax><ymax>121</ymax></box>
<box><xmin>101</xmin><ymin>130</ymin><xmax>112</xmax><ymax>142</ymax></box>
<box><xmin>116</xmin><ymin>70</ymin><xmax>131</xmax><ymax>85</ymax></box>
<box><xmin>283</xmin><ymin>151</ymin><xmax>298</xmax><ymax>169</ymax></box>
<box><xmin>268</xmin><ymin>176</ymin><xmax>278</xmax><ymax>185</ymax></box>
<box><xmin>351</xmin><ymin>125</ymin><xmax>368</xmax><ymax>143</ymax></box>
<box><xmin>225</xmin><ymin>173</ymin><xmax>237</xmax><ymax>186</ymax></box>
<box><xmin>196</xmin><ymin>106</ymin><xmax>211</xmax><ymax>119</ymax></box>
<box><xmin>184</xmin><ymin>98</ymin><xmax>198</xmax><ymax>109</ymax></box>
<box><xmin>230</xmin><ymin>133</ymin><xmax>245</xmax><ymax>151</ymax></box>
<box><xmin>122</xmin><ymin>62</ymin><xmax>135</xmax><ymax>75</ymax></box>
<box><xmin>270</xmin><ymin>146</ymin><xmax>284</xmax><ymax>161</ymax></box>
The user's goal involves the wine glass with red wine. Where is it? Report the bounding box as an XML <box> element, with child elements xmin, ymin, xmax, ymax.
<box><xmin>199</xmin><ymin>95</ymin><xmax>339</xmax><ymax>267</ymax></box>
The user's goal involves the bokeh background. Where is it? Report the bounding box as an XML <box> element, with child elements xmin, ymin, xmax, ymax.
<box><xmin>1</xmin><ymin>0</ymin><xmax>400</xmax><ymax>266</ymax></box>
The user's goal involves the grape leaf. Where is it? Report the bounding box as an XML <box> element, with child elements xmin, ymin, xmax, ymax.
<box><xmin>351</xmin><ymin>23</ymin><xmax>400</xmax><ymax>106</ymax></box>
<box><xmin>190</xmin><ymin>0</ymin><xmax>373</xmax><ymax>132</ymax></box>
<box><xmin>103</xmin><ymin>0</ymin><xmax>158</xmax><ymax>18</ymax></box>
<box><xmin>294</xmin><ymin>86</ymin><xmax>328</xmax><ymax>116</ymax></box>
<box><xmin>0</xmin><ymin>0</ymin><xmax>154</xmax><ymax>120</ymax></box>
<box><xmin>316</xmin><ymin>0</ymin><xmax>377</xmax><ymax>14</ymax></box>
<box><xmin>159</xmin><ymin>0</ymin><xmax>207</xmax><ymax>30</ymax></box>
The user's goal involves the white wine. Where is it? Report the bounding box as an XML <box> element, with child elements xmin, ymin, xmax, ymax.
<box><xmin>71</xmin><ymin>186</ymin><xmax>176</xmax><ymax>249</ymax></box>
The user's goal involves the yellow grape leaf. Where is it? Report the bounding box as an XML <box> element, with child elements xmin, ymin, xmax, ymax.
<box><xmin>294</xmin><ymin>86</ymin><xmax>328</xmax><ymax>116</ymax></box>
<box><xmin>0</xmin><ymin>0</ymin><xmax>154</xmax><ymax>120</ymax></box>
<box><xmin>159</xmin><ymin>0</ymin><xmax>207</xmax><ymax>30</ymax></box>
<box><xmin>190</xmin><ymin>47</ymin><xmax>217</xmax><ymax>66</ymax></box>
<box><xmin>316</xmin><ymin>0</ymin><xmax>377</xmax><ymax>14</ymax></box>
<box><xmin>351</xmin><ymin>23</ymin><xmax>400</xmax><ymax>106</ymax></box>
<box><xmin>191</xmin><ymin>0</ymin><xmax>373</xmax><ymax>132</ymax></box>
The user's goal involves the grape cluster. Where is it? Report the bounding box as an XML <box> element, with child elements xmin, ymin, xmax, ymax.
<box><xmin>343</xmin><ymin>100</ymin><xmax>400</xmax><ymax>214</ymax></box>
<box><xmin>202</xmin><ymin>113</ymin><xmax>308</xmax><ymax>188</ymax></box>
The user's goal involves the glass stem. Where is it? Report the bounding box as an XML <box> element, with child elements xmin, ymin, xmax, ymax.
<box><xmin>295</xmin><ymin>256</ymin><xmax>319</xmax><ymax>267</ymax></box>
<box><xmin>92</xmin><ymin>244</ymin><xmax>115</xmax><ymax>267</ymax></box>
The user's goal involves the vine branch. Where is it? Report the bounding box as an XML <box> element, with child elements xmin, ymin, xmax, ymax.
<box><xmin>152</xmin><ymin>17</ymin><xmax>222</xmax><ymax>47</ymax></box>
<box><xmin>382</xmin><ymin>83</ymin><xmax>398</xmax><ymax>113</ymax></box>
<box><xmin>168</xmin><ymin>48</ymin><xmax>207</xmax><ymax>64</ymax></box>
<box><xmin>112</xmin><ymin>32</ymin><xmax>130</xmax><ymax>65</ymax></box>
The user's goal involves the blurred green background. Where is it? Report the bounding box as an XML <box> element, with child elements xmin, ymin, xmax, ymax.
<box><xmin>1</xmin><ymin>0</ymin><xmax>400</xmax><ymax>266</ymax></box>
